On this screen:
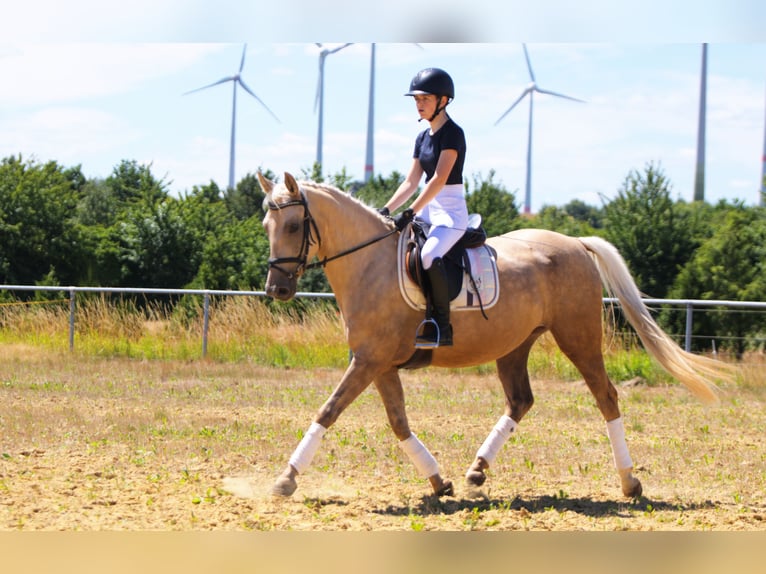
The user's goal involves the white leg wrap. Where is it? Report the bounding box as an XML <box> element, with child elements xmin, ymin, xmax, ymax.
<box><xmin>288</xmin><ymin>422</ymin><xmax>327</xmax><ymax>474</ymax></box>
<box><xmin>476</xmin><ymin>415</ymin><xmax>518</xmax><ymax>465</ymax></box>
<box><xmin>606</xmin><ymin>417</ymin><xmax>633</xmax><ymax>471</ymax></box>
<box><xmin>399</xmin><ymin>433</ymin><xmax>440</xmax><ymax>479</ymax></box>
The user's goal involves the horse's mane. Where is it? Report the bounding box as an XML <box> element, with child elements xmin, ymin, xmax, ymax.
<box><xmin>267</xmin><ymin>178</ymin><xmax>392</xmax><ymax>226</ymax></box>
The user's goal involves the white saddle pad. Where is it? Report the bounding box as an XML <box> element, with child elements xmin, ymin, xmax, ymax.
<box><xmin>396</xmin><ymin>230</ymin><xmax>500</xmax><ymax>312</ymax></box>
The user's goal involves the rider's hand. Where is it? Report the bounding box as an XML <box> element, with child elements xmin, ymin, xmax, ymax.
<box><xmin>393</xmin><ymin>208</ymin><xmax>414</xmax><ymax>231</ymax></box>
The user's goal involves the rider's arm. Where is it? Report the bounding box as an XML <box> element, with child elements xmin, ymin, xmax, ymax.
<box><xmin>384</xmin><ymin>158</ymin><xmax>424</xmax><ymax>213</ymax></box>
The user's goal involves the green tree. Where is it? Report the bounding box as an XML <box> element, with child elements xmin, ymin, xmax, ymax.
<box><xmin>181</xmin><ymin>181</ymin><xmax>270</xmax><ymax>291</ymax></box>
<box><xmin>465</xmin><ymin>170</ymin><xmax>519</xmax><ymax>237</ymax></box>
<box><xmin>190</xmin><ymin>218</ymin><xmax>270</xmax><ymax>291</ymax></box>
<box><xmin>225</xmin><ymin>171</ymin><xmax>268</xmax><ymax>220</ymax></box>
<box><xmin>353</xmin><ymin>171</ymin><xmax>405</xmax><ymax>211</ymax></box>
<box><xmin>106</xmin><ymin>159</ymin><xmax>168</xmax><ymax>208</ymax></box>
<box><xmin>72</xmin><ymin>178</ymin><xmax>124</xmax><ymax>285</ymax></box>
<box><xmin>603</xmin><ymin>163</ymin><xmax>695</xmax><ymax>299</ymax></box>
<box><xmin>667</xmin><ymin>206</ymin><xmax>766</xmax><ymax>355</ymax></box>
<box><xmin>300</xmin><ymin>162</ymin><xmax>324</xmax><ymax>183</ymax></box>
<box><xmin>525</xmin><ymin>204</ymin><xmax>599</xmax><ymax>236</ymax></box>
<box><xmin>0</xmin><ymin>155</ymin><xmax>84</xmax><ymax>286</ymax></box>
<box><xmin>563</xmin><ymin>199</ymin><xmax>604</xmax><ymax>229</ymax></box>
<box><xmin>76</xmin><ymin>178</ymin><xmax>118</xmax><ymax>227</ymax></box>
<box><xmin>118</xmin><ymin>198</ymin><xmax>197</xmax><ymax>288</ymax></box>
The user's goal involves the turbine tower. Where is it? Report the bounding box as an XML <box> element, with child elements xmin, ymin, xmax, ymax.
<box><xmin>364</xmin><ymin>43</ymin><xmax>423</xmax><ymax>183</ymax></box>
<box><xmin>693</xmin><ymin>43</ymin><xmax>708</xmax><ymax>202</ymax></box>
<box><xmin>495</xmin><ymin>44</ymin><xmax>584</xmax><ymax>214</ymax></box>
<box><xmin>363</xmin><ymin>43</ymin><xmax>376</xmax><ymax>183</ymax></box>
<box><xmin>184</xmin><ymin>44</ymin><xmax>280</xmax><ymax>191</ymax></box>
<box><xmin>314</xmin><ymin>43</ymin><xmax>352</xmax><ymax>170</ymax></box>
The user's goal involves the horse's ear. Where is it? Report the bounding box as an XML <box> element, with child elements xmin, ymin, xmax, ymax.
<box><xmin>284</xmin><ymin>172</ymin><xmax>301</xmax><ymax>199</ymax></box>
<box><xmin>257</xmin><ymin>171</ymin><xmax>274</xmax><ymax>195</ymax></box>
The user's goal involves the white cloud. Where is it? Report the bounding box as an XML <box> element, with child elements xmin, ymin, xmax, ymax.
<box><xmin>0</xmin><ymin>106</ymin><xmax>137</xmax><ymax>164</ymax></box>
<box><xmin>0</xmin><ymin>44</ymin><xmax>222</xmax><ymax>106</ymax></box>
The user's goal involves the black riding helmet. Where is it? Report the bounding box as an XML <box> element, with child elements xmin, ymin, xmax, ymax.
<box><xmin>405</xmin><ymin>68</ymin><xmax>454</xmax><ymax>121</ymax></box>
<box><xmin>405</xmin><ymin>67</ymin><xmax>455</xmax><ymax>100</ymax></box>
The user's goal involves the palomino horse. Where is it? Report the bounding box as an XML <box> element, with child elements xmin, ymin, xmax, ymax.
<box><xmin>258</xmin><ymin>172</ymin><xmax>733</xmax><ymax>499</ymax></box>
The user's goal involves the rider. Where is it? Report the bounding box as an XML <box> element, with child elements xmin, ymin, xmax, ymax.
<box><xmin>380</xmin><ymin>67</ymin><xmax>468</xmax><ymax>348</ymax></box>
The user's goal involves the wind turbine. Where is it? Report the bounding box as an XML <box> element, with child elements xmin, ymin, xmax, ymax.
<box><xmin>495</xmin><ymin>44</ymin><xmax>585</xmax><ymax>214</ymax></box>
<box><xmin>184</xmin><ymin>44</ymin><xmax>280</xmax><ymax>191</ymax></box>
<box><xmin>693</xmin><ymin>43</ymin><xmax>708</xmax><ymax>202</ymax></box>
<box><xmin>364</xmin><ymin>43</ymin><xmax>423</xmax><ymax>183</ymax></box>
<box><xmin>314</xmin><ymin>43</ymin><xmax>352</xmax><ymax>169</ymax></box>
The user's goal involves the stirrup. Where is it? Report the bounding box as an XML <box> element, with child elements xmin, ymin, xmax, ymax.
<box><xmin>414</xmin><ymin>318</ymin><xmax>441</xmax><ymax>349</ymax></box>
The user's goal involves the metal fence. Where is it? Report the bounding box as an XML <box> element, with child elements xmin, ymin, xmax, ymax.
<box><xmin>2</xmin><ymin>284</ymin><xmax>765</xmax><ymax>357</ymax></box>
<box><xmin>603</xmin><ymin>297</ymin><xmax>766</xmax><ymax>353</ymax></box>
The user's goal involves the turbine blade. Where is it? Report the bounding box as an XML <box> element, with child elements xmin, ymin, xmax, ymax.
<box><xmin>328</xmin><ymin>42</ymin><xmax>352</xmax><ymax>55</ymax></box>
<box><xmin>238</xmin><ymin>79</ymin><xmax>281</xmax><ymax>123</ymax></box>
<box><xmin>535</xmin><ymin>86</ymin><xmax>586</xmax><ymax>103</ymax></box>
<box><xmin>522</xmin><ymin>44</ymin><xmax>536</xmax><ymax>83</ymax></box>
<box><xmin>239</xmin><ymin>43</ymin><xmax>247</xmax><ymax>74</ymax></box>
<box><xmin>183</xmin><ymin>76</ymin><xmax>235</xmax><ymax>95</ymax></box>
<box><xmin>494</xmin><ymin>88</ymin><xmax>532</xmax><ymax>125</ymax></box>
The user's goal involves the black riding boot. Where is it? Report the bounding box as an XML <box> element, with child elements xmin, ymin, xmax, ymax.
<box><xmin>415</xmin><ymin>257</ymin><xmax>453</xmax><ymax>348</ymax></box>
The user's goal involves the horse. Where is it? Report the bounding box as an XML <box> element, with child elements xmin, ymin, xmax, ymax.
<box><xmin>257</xmin><ymin>171</ymin><xmax>735</xmax><ymax>499</ymax></box>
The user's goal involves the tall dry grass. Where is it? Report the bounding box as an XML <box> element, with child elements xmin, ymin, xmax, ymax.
<box><xmin>0</xmin><ymin>295</ymin><xmax>761</xmax><ymax>389</ymax></box>
<box><xmin>0</xmin><ymin>296</ymin><xmax>349</xmax><ymax>366</ymax></box>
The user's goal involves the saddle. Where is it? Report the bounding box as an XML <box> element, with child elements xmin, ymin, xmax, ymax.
<box><xmin>398</xmin><ymin>214</ymin><xmax>499</xmax><ymax>315</ymax></box>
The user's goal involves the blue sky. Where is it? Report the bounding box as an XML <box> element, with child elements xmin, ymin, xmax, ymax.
<box><xmin>1</xmin><ymin>2</ymin><xmax>764</xmax><ymax>212</ymax></box>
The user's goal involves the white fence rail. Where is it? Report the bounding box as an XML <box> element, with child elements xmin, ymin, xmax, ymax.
<box><xmin>2</xmin><ymin>285</ymin><xmax>765</xmax><ymax>357</ymax></box>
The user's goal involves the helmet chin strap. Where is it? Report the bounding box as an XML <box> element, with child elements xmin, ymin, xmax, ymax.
<box><xmin>419</xmin><ymin>96</ymin><xmax>448</xmax><ymax>122</ymax></box>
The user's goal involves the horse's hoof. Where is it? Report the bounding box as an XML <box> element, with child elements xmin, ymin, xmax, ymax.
<box><xmin>434</xmin><ymin>480</ymin><xmax>454</xmax><ymax>497</ymax></box>
<box><xmin>271</xmin><ymin>475</ymin><xmax>298</xmax><ymax>497</ymax></box>
<box><xmin>465</xmin><ymin>468</ymin><xmax>487</xmax><ymax>487</ymax></box>
<box><xmin>622</xmin><ymin>477</ymin><xmax>643</xmax><ymax>498</ymax></box>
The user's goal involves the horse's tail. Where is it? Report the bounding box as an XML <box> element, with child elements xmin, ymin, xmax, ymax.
<box><xmin>578</xmin><ymin>236</ymin><xmax>736</xmax><ymax>404</ymax></box>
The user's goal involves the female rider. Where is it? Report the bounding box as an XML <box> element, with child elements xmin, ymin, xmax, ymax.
<box><xmin>380</xmin><ymin>67</ymin><xmax>468</xmax><ymax>348</ymax></box>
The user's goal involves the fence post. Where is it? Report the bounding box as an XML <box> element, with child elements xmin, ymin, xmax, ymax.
<box><xmin>202</xmin><ymin>291</ymin><xmax>210</xmax><ymax>358</ymax></box>
<box><xmin>69</xmin><ymin>287</ymin><xmax>76</xmax><ymax>351</ymax></box>
<box><xmin>684</xmin><ymin>302</ymin><xmax>694</xmax><ymax>352</ymax></box>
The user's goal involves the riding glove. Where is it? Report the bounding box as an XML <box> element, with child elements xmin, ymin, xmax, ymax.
<box><xmin>393</xmin><ymin>208</ymin><xmax>414</xmax><ymax>231</ymax></box>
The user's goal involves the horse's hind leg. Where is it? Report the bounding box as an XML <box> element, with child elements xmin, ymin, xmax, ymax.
<box><xmin>551</xmin><ymin>320</ymin><xmax>642</xmax><ymax>498</ymax></box>
<box><xmin>466</xmin><ymin>332</ymin><xmax>541</xmax><ymax>488</ymax></box>
<box><xmin>374</xmin><ymin>370</ymin><xmax>454</xmax><ymax>496</ymax></box>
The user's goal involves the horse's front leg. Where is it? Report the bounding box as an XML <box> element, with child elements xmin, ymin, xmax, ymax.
<box><xmin>374</xmin><ymin>370</ymin><xmax>453</xmax><ymax>497</ymax></box>
<box><xmin>272</xmin><ymin>358</ymin><xmax>377</xmax><ymax>497</ymax></box>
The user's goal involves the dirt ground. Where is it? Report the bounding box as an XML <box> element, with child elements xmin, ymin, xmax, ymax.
<box><xmin>1</xmin><ymin>347</ymin><xmax>765</xmax><ymax>531</ymax></box>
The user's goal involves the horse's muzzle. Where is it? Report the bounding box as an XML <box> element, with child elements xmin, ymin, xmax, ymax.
<box><xmin>265</xmin><ymin>278</ymin><xmax>296</xmax><ymax>301</ymax></box>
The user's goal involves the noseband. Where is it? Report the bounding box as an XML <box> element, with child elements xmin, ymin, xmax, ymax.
<box><xmin>266</xmin><ymin>191</ymin><xmax>397</xmax><ymax>279</ymax></box>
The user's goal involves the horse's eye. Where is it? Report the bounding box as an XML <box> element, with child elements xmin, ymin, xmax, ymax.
<box><xmin>287</xmin><ymin>221</ymin><xmax>301</xmax><ymax>234</ymax></box>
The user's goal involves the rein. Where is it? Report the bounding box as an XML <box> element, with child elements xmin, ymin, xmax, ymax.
<box><xmin>266</xmin><ymin>191</ymin><xmax>397</xmax><ymax>278</ymax></box>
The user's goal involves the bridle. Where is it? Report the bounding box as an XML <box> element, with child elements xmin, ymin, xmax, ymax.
<box><xmin>266</xmin><ymin>191</ymin><xmax>397</xmax><ymax>279</ymax></box>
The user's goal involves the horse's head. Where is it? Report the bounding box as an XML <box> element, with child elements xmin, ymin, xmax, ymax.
<box><xmin>259</xmin><ymin>171</ymin><xmax>319</xmax><ymax>301</ymax></box>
